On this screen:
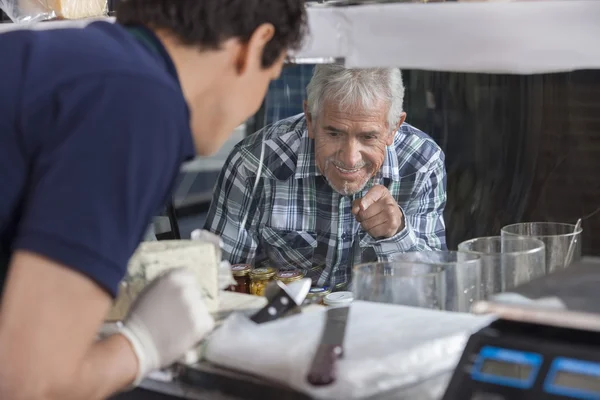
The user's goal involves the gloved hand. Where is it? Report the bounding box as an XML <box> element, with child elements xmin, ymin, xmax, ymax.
<box><xmin>119</xmin><ymin>267</ymin><xmax>215</xmax><ymax>386</ymax></box>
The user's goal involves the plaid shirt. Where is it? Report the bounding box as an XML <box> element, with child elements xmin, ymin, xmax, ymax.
<box><xmin>205</xmin><ymin>114</ymin><xmax>447</xmax><ymax>289</ymax></box>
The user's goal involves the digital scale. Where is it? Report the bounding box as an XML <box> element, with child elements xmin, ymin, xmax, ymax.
<box><xmin>442</xmin><ymin>258</ymin><xmax>600</xmax><ymax>400</ymax></box>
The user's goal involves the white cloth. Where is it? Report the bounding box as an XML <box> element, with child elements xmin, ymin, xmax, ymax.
<box><xmin>204</xmin><ymin>301</ymin><xmax>495</xmax><ymax>399</ymax></box>
<box><xmin>120</xmin><ymin>268</ymin><xmax>215</xmax><ymax>386</ymax></box>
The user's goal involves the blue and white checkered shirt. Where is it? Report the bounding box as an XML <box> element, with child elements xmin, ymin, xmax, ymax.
<box><xmin>205</xmin><ymin>114</ymin><xmax>447</xmax><ymax>289</ymax></box>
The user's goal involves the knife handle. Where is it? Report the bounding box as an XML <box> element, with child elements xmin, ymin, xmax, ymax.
<box><xmin>306</xmin><ymin>344</ymin><xmax>343</xmax><ymax>386</ymax></box>
<box><xmin>249</xmin><ymin>290</ymin><xmax>297</xmax><ymax>324</ymax></box>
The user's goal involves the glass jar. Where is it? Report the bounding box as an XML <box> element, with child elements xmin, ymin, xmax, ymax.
<box><xmin>249</xmin><ymin>267</ymin><xmax>276</xmax><ymax>296</ymax></box>
<box><xmin>303</xmin><ymin>286</ymin><xmax>331</xmax><ymax>306</ymax></box>
<box><xmin>228</xmin><ymin>264</ymin><xmax>252</xmax><ymax>294</ymax></box>
<box><xmin>275</xmin><ymin>269</ymin><xmax>305</xmax><ymax>285</ymax></box>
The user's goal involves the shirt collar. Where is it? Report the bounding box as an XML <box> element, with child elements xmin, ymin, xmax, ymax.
<box><xmin>294</xmin><ymin>119</ymin><xmax>401</xmax><ymax>182</ymax></box>
<box><xmin>125</xmin><ymin>25</ymin><xmax>182</xmax><ymax>90</ymax></box>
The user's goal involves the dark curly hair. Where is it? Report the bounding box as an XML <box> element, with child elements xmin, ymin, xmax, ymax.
<box><xmin>116</xmin><ymin>0</ymin><xmax>308</xmax><ymax>68</ymax></box>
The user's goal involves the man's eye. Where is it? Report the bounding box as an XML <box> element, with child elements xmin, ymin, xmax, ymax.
<box><xmin>363</xmin><ymin>135</ymin><xmax>376</xmax><ymax>141</ymax></box>
<box><xmin>328</xmin><ymin>131</ymin><xmax>340</xmax><ymax>137</ymax></box>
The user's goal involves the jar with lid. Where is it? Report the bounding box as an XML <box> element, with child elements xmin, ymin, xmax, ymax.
<box><xmin>228</xmin><ymin>264</ymin><xmax>253</xmax><ymax>294</ymax></box>
<box><xmin>323</xmin><ymin>291</ymin><xmax>354</xmax><ymax>307</ymax></box>
<box><xmin>303</xmin><ymin>286</ymin><xmax>331</xmax><ymax>306</ymax></box>
<box><xmin>275</xmin><ymin>270</ymin><xmax>305</xmax><ymax>285</ymax></box>
<box><xmin>249</xmin><ymin>267</ymin><xmax>276</xmax><ymax>296</ymax></box>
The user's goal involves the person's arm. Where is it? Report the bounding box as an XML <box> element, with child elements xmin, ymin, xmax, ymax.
<box><xmin>0</xmin><ymin>76</ymin><xmax>197</xmax><ymax>400</ymax></box>
<box><xmin>0</xmin><ymin>251</ymin><xmax>137</xmax><ymax>399</ymax></box>
<box><xmin>204</xmin><ymin>146</ymin><xmax>262</xmax><ymax>264</ymax></box>
<box><xmin>362</xmin><ymin>152</ymin><xmax>448</xmax><ymax>257</ymax></box>
<box><xmin>0</xmin><ymin>252</ymin><xmax>213</xmax><ymax>400</ymax></box>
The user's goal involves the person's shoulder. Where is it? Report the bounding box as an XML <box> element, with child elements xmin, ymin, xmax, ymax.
<box><xmin>21</xmin><ymin>71</ymin><xmax>192</xmax><ymax>174</ymax></box>
<box><xmin>228</xmin><ymin>113</ymin><xmax>307</xmax><ymax>179</ymax></box>
<box><xmin>18</xmin><ymin>22</ymin><xmax>179</xmax><ymax>100</ymax></box>
<box><xmin>393</xmin><ymin>123</ymin><xmax>445</xmax><ymax>171</ymax></box>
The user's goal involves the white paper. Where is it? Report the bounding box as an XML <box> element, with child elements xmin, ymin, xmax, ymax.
<box><xmin>205</xmin><ymin>301</ymin><xmax>495</xmax><ymax>399</ymax></box>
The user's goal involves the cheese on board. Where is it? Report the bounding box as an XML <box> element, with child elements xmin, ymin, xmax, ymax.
<box><xmin>106</xmin><ymin>240</ymin><xmax>220</xmax><ymax>321</ymax></box>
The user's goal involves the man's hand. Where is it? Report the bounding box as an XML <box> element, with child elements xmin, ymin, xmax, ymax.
<box><xmin>352</xmin><ymin>185</ymin><xmax>405</xmax><ymax>239</ymax></box>
<box><xmin>121</xmin><ymin>267</ymin><xmax>215</xmax><ymax>386</ymax></box>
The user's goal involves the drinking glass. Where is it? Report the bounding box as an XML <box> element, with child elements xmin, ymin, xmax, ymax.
<box><xmin>501</xmin><ymin>222</ymin><xmax>582</xmax><ymax>273</ymax></box>
<box><xmin>352</xmin><ymin>262</ymin><xmax>446</xmax><ymax>310</ymax></box>
<box><xmin>458</xmin><ymin>236</ymin><xmax>545</xmax><ymax>299</ymax></box>
<box><xmin>390</xmin><ymin>251</ymin><xmax>482</xmax><ymax>312</ymax></box>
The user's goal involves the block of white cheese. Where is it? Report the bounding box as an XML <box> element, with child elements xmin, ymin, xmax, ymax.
<box><xmin>106</xmin><ymin>240</ymin><xmax>220</xmax><ymax>321</ymax></box>
<box><xmin>16</xmin><ymin>0</ymin><xmax>107</xmax><ymax>21</ymax></box>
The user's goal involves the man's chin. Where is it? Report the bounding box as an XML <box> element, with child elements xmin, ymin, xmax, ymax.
<box><xmin>327</xmin><ymin>178</ymin><xmax>369</xmax><ymax>196</ymax></box>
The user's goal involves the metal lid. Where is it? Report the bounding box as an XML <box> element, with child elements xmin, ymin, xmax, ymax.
<box><xmin>324</xmin><ymin>291</ymin><xmax>354</xmax><ymax>306</ymax></box>
<box><xmin>250</xmin><ymin>267</ymin><xmax>276</xmax><ymax>280</ymax></box>
<box><xmin>307</xmin><ymin>286</ymin><xmax>331</xmax><ymax>296</ymax></box>
<box><xmin>276</xmin><ymin>270</ymin><xmax>305</xmax><ymax>283</ymax></box>
<box><xmin>231</xmin><ymin>264</ymin><xmax>253</xmax><ymax>277</ymax></box>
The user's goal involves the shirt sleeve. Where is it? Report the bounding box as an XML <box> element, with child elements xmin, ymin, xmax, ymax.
<box><xmin>361</xmin><ymin>150</ymin><xmax>448</xmax><ymax>257</ymax></box>
<box><xmin>203</xmin><ymin>147</ymin><xmax>262</xmax><ymax>265</ymax></box>
<box><xmin>14</xmin><ymin>75</ymin><xmax>190</xmax><ymax>297</ymax></box>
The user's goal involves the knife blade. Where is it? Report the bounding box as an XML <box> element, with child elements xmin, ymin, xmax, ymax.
<box><xmin>250</xmin><ymin>278</ymin><xmax>311</xmax><ymax>324</ymax></box>
<box><xmin>306</xmin><ymin>305</ymin><xmax>350</xmax><ymax>386</ymax></box>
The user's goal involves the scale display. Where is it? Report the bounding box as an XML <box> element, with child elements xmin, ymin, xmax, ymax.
<box><xmin>544</xmin><ymin>357</ymin><xmax>600</xmax><ymax>399</ymax></box>
<box><xmin>471</xmin><ymin>346</ymin><xmax>542</xmax><ymax>389</ymax></box>
<box><xmin>466</xmin><ymin>346</ymin><xmax>600</xmax><ymax>399</ymax></box>
<box><xmin>479</xmin><ymin>359</ymin><xmax>533</xmax><ymax>380</ymax></box>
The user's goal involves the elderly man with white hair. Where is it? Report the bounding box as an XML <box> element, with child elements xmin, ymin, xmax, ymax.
<box><xmin>205</xmin><ymin>64</ymin><xmax>447</xmax><ymax>290</ymax></box>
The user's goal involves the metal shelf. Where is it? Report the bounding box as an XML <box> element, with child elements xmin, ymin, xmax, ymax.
<box><xmin>294</xmin><ymin>0</ymin><xmax>600</xmax><ymax>73</ymax></box>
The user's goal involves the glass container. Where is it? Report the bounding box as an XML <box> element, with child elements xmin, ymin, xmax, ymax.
<box><xmin>501</xmin><ymin>222</ymin><xmax>582</xmax><ymax>273</ymax></box>
<box><xmin>458</xmin><ymin>236</ymin><xmax>546</xmax><ymax>299</ymax></box>
<box><xmin>249</xmin><ymin>267</ymin><xmax>276</xmax><ymax>296</ymax></box>
<box><xmin>352</xmin><ymin>262</ymin><xmax>446</xmax><ymax>310</ymax></box>
<box><xmin>275</xmin><ymin>269</ymin><xmax>306</xmax><ymax>285</ymax></box>
<box><xmin>228</xmin><ymin>264</ymin><xmax>253</xmax><ymax>294</ymax></box>
<box><xmin>390</xmin><ymin>251</ymin><xmax>482</xmax><ymax>312</ymax></box>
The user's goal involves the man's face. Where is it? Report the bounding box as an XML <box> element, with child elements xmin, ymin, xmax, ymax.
<box><xmin>189</xmin><ymin>24</ymin><xmax>285</xmax><ymax>156</ymax></box>
<box><xmin>306</xmin><ymin>100</ymin><xmax>405</xmax><ymax>196</ymax></box>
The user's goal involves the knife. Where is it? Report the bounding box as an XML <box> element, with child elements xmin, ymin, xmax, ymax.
<box><xmin>306</xmin><ymin>305</ymin><xmax>350</xmax><ymax>386</ymax></box>
<box><xmin>250</xmin><ymin>278</ymin><xmax>311</xmax><ymax>324</ymax></box>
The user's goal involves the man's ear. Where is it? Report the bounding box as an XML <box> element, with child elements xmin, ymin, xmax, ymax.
<box><xmin>235</xmin><ymin>23</ymin><xmax>275</xmax><ymax>75</ymax></box>
<box><xmin>304</xmin><ymin>101</ymin><xmax>315</xmax><ymax>139</ymax></box>
<box><xmin>387</xmin><ymin>112</ymin><xmax>406</xmax><ymax>146</ymax></box>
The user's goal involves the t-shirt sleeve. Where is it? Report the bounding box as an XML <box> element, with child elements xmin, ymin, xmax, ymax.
<box><xmin>13</xmin><ymin>75</ymin><xmax>191</xmax><ymax>297</ymax></box>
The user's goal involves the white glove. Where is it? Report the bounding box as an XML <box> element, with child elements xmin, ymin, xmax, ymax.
<box><xmin>119</xmin><ymin>267</ymin><xmax>215</xmax><ymax>386</ymax></box>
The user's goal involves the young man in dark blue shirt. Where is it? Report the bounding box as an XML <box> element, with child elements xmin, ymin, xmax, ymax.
<box><xmin>0</xmin><ymin>0</ymin><xmax>306</xmax><ymax>398</ymax></box>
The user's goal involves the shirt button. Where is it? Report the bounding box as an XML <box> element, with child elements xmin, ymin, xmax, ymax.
<box><xmin>341</xmin><ymin>233</ymin><xmax>348</xmax><ymax>240</ymax></box>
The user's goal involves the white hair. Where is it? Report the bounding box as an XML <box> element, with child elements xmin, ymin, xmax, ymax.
<box><xmin>306</xmin><ymin>64</ymin><xmax>405</xmax><ymax>129</ymax></box>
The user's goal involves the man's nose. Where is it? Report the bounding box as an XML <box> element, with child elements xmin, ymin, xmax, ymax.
<box><xmin>339</xmin><ymin>139</ymin><xmax>362</xmax><ymax>167</ymax></box>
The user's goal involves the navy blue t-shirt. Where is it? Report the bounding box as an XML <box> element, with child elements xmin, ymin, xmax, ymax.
<box><xmin>0</xmin><ymin>22</ymin><xmax>195</xmax><ymax>297</ymax></box>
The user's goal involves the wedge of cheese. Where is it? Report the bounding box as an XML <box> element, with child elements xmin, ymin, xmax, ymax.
<box><xmin>106</xmin><ymin>240</ymin><xmax>220</xmax><ymax>321</ymax></box>
<box><xmin>18</xmin><ymin>0</ymin><xmax>107</xmax><ymax>20</ymax></box>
